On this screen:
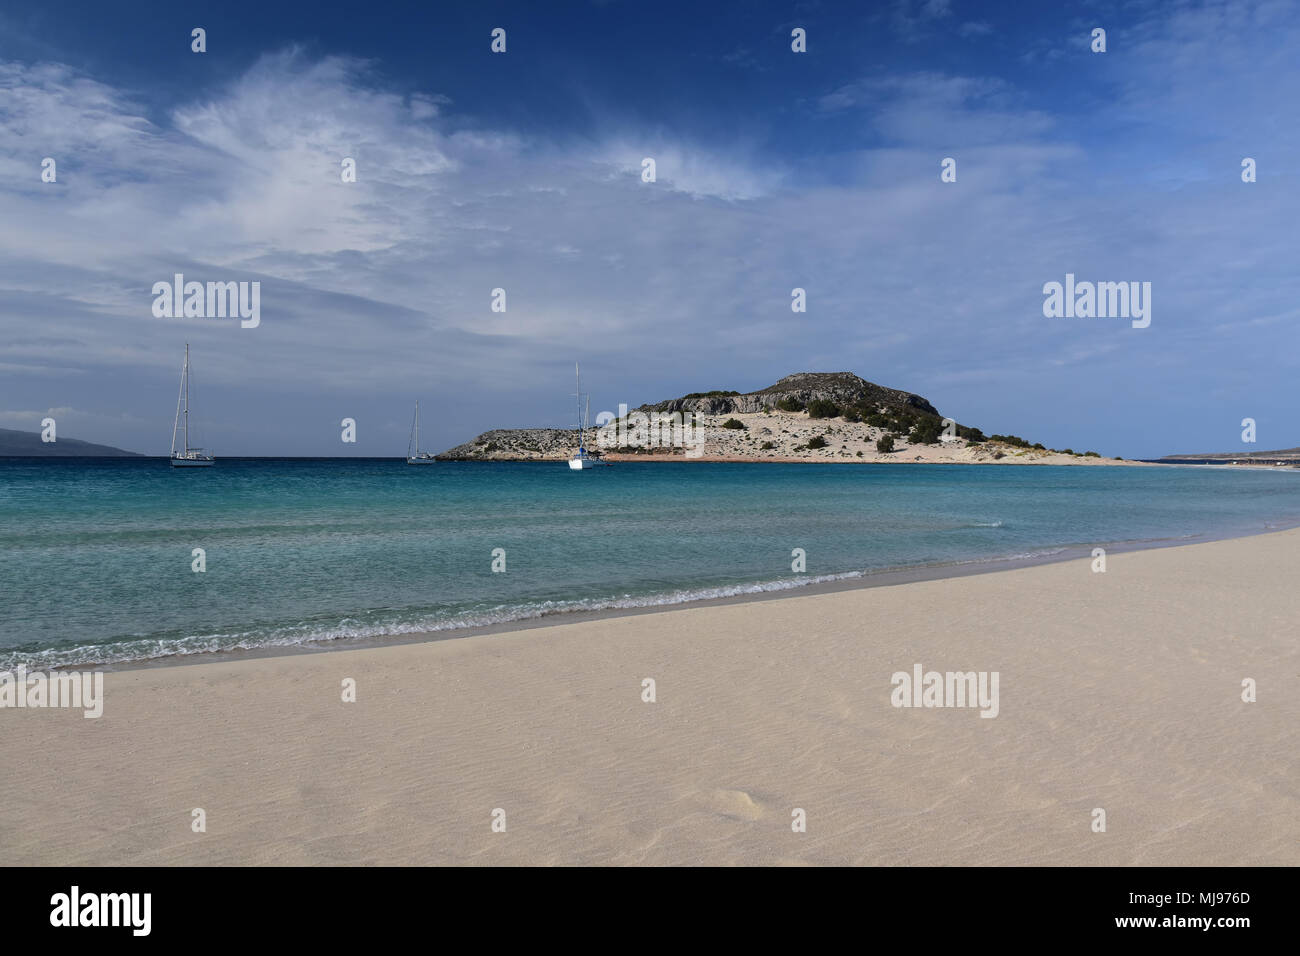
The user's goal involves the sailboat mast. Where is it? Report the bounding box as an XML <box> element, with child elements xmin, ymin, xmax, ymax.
<box><xmin>415</xmin><ymin>400</ymin><xmax>420</xmax><ymax>455</ymax></box>
<box><xmin>171</xmin><ymin>352</ymin><xmax>183</xmax><ymax>457</ymax></box>
<box><xmin>575</xmin><ymin>362</ymin><xmax>583</xmax><ymax>449</ymax></box>
<box><xmin>183</xmin><ymin>343</ymin><xmax>190</xmax><ymax>455</ymax></box>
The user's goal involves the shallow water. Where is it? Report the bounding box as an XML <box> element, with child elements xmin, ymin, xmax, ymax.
<box><xmin>2</xmin><ymin>458</ymin><xmax>1297</xmax><ymax>668</ymax></box>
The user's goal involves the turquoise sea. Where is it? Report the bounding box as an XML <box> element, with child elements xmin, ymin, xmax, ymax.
<box><xmin>2</xmin><ymin>458</ymin><xmax>1298</xmax><ymax>669</ymax></box>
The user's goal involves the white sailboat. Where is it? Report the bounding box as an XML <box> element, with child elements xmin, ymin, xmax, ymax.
<box><xmin>170</xmin><ymin>344</ymin><xmax>214</xmax><ymax>467</ymax></box>
<box><xmin>407</xmin><ymin>400</ymin><xmax>437</xmax><ymax>464</ymax></box>
<box><xmin>568</xmin><ymin>363</ymin><xmax>610</xmax><ymax>470</ymax></box>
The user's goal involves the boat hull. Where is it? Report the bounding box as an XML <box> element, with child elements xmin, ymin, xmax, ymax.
<box><xmin>406</xmin><ymin>457</ymin><xmax>438</xmax><ymax>465</ymax></box>
<box><xmin>568</xmin><ymin>456</ymin><xmax>610</xmax><ymax>469</ymax></box>
<box><xmin>170</xmin><ymin>457</ymin><xmax>214</xmax><ymax>468</ymax></box>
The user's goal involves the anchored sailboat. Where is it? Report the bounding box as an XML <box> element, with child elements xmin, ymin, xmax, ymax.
<box><xmin>568</xmin><ymin>363</ymin><xmax>610</xmax><ymax>470</ymax></box>
<box><xmin>407</xmin><ymin>400</ymin><xmax>437</xmax><ymax>464</ymax></box>
<box><xmin>170</xmin><ymin>344</ymin><xmax>214</xmax><ymax>467</ymax></box>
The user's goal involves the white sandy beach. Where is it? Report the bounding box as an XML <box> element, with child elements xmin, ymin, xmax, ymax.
<box><xmin>2</xmin><ymin>529</ymin><xmax>1296</xmax><ymax>866</ymax></box>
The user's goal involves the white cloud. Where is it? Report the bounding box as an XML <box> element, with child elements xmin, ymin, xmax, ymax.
<box><xmin>816</xmin><ymin>73</ymin><xmax>1055</xmax><ymax>148</ymax></box>
<box><xmin>2</xmin><ymin>4</ymin><xmax>1299</xmax><ymax>458</ymax></box>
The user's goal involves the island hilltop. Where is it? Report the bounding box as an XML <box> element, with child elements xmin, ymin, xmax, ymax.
<box><xmin>436</xmin><ymin>372</ymin><xmax>1128</xmax><ymax>465</ymax></box>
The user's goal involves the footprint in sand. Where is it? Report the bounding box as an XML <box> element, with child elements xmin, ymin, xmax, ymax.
<box><xmin>707</xmin><ymin>788</ymin><xmax>765</xmax><ymax>822</ymax></box>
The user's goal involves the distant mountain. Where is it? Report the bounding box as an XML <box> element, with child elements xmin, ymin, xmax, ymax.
<box><xmin>0</xmin><ymin>427</ymin><xmax>142</xmax><ymax>457</ymax></box>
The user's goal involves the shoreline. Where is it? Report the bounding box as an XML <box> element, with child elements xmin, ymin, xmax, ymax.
<box><xmin>7</xmin><ymin>455</ymin><xmax>1293</xmax><ymax>469</ymax></box>
<box><xmin>62</xmin><ymin>512</ymin><xmax>1300</xmax><ymax>674</ymax></box>
<box><xmin>5</xmin><ymin>524</ymin><xmax>1296</xmax><ymax>865</ymax></box>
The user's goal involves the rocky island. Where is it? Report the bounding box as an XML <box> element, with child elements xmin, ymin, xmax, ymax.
<box><xmin>436</xmin><ymin>372</ymin><xmax>1127</xmax><ymax>465</ymax></box>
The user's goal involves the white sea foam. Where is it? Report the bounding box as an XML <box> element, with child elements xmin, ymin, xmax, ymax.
<box><xmin>6</xmin><ymin>571</ymin><xmax>875</xmax><ymax>669</ymax></box>
<box><xmin>0</xmin><ymin>547</ymin><xmax>1090</xmax><ymax>670</ymax></box>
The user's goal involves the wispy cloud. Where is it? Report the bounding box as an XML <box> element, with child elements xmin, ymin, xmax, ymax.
<box><xmin>888</xmin><ymin>0</ymin><xmax>954</xmax><ymax>42</ymax></box>
<box><xmin>2</xmin><ymin>0</ymin><xmax>1299</xmax><ymax>459</ymax></box>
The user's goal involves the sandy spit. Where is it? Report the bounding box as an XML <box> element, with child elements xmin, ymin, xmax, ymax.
<box><xmin>2</xmin><ymin>529</ymin><xmax>1296</xmax><ymax>865</ymax></box>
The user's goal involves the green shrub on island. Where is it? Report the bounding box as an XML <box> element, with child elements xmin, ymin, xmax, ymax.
<box><xmin>761</xmin><ymin>441</ymin><xmax>775</xmax><ymax>450</ymax></box>
<box><xmin>909</xmin><ymin>418</ymin><xmax>945</xmax><ymax>444</ymax></box>
<box><xmin>865</xmin><ymin>413</ymin><xmax>891</xmax><ymax>429</ymax></box>
<box><xmin>681</xmin><ymin>389</ymin><xmax>740</xmax><ymax>400</ymax></box>
<box><xmin>776</xmin><ymin>397</ymin><xmax>805</xmax><ymax>412</ymax></box>
<box><xmin>876</xmin><ymin>435</ymin><xmax>895</xmax><ymax>453</ymax></box>
<box><xmin>990</xmin><ymin>434</ymin><xmax>1032</xmax><ymax>448</ymax></box>
<box><xmin>1084</xmin><ymin>451</ymin><xmax>1100</xmax><ymax>457</ymax></box>
<box><xmin>957</xmin><ymin>425</ymin><xmax>986</xmax><ymax>442</ymax></box>
<box><xmin>807</xmin><ymin>435</ymin><xmax>828</xmax><ymax>449</ymax></box>
<box><xmin>1061</xmin><ymin>448</ymin><xmax>1075</xmax><ymax>455</ymax></box>
<box><xmin>807</xmin><ymin>399</ymin><xmax>841</xmax><ymax>419</ymax></box>
<box><xmin>722</xmin><ymin>418</ymin><xmax>746</xmax><ymax>430</ymax></box>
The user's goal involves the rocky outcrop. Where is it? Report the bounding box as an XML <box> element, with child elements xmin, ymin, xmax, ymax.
<box><xmin>431</xmin><ymin>371</ymin><xmax>1041</xmax><ymax>463</ymax></box>
<box><xmin>435</xmin><ymin>428</ymin><xmax>577</xmax><ymax>460</ymax></box>
<box><xmin>639</xmin><ymin>372</ymin><xmax>940</xmax><ymax>417</ymax></box>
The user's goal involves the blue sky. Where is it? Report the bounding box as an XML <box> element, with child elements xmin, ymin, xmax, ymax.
<box><xmin>1</xmin><ymin>0</ymin><xmax>1297</xmax><ymax>457</ymax></box>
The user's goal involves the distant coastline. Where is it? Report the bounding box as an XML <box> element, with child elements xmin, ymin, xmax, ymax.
<box><xmin>0</xmin><ymin>427</ymin><xmax>141</xmax><ymax>458</ymax></box>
